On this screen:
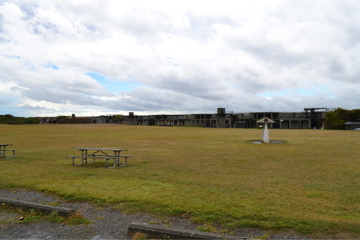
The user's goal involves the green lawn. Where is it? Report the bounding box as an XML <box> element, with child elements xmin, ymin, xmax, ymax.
<box><xmin>1</xmin><ymin>124</ymin><xmax>359</xmax><ymax>238</ymax></box>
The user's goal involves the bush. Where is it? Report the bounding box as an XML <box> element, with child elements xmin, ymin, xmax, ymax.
<box><xmin>325</xmin><ymin>108</ymin><xmax>360</xmax><ymax>129</ymax></box>
<box><xmin>0</xmin><ymin>115</ymin><xmax>41</xmax><ymax>124</ymax></box>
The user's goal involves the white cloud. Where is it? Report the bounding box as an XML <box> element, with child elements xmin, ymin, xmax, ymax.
<box><xmin>1</xmin><ymin>0</ymin><xmax>360</xmax><ymax>117</ymax></box>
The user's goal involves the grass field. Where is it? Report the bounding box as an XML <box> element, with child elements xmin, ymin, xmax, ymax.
<box><xmin>1</xmin><ymin>124</ymin><xmax>359</xmax><ymax>238</ymax></box>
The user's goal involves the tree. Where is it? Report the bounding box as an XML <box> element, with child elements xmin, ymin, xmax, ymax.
<box><xmin>325</xmin><ymin>108</ymin><xmax>360</xmax><ymax>129</ymax></box>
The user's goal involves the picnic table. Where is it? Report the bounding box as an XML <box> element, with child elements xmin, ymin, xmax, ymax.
<box><xmin>69</xmin><ymin>148</ymin><xmax>132</xmax><ymax>168</ymax></box>
<box><xmin>0</xmin><ymin>144</ymin><xmax>19</xmax><ymax>158</ymax></box>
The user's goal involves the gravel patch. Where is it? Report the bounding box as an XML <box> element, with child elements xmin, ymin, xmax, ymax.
<box><xmin>0</xmin><ymin>189</ymin><xmax>311</xmax><ymax>239</ymax></box>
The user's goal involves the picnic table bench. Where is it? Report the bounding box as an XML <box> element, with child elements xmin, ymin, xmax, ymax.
<box><xmin>68</xmin><ymin>148</ymin><xmax>132</xmax><ymax>168</ymax></box>
<box><xmin>0</xmin><ymin>144</ymin><xmax>19</xmax><ymax>158</ymax></box>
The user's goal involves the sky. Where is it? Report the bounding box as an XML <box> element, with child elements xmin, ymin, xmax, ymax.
<box><xmin>1</xmin><ymin>0</ymin><xmax>360</xmax><ymax>117</ymax></box>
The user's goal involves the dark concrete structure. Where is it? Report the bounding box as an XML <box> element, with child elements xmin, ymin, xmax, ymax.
<box><xmin>345</xmin><ymin>121</ymin><xmax>360</xmax><ymax>130</ymax></box>
<box><xmin>40</xmin><ymin>107</ymin><xmax>330</xmax><ymax>129</ymax></box>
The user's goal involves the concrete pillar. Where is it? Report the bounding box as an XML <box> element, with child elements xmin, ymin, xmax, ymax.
<box><xmin>263</xmin><ymin>123</ymin><xmax>270</xmax><ymax>143</ymax></box>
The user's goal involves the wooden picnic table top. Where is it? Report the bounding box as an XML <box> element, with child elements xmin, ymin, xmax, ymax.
<box><xmin>76</xmin><ymin>148</ymin><xmax>127</xmax><ymax>151</ymax></box>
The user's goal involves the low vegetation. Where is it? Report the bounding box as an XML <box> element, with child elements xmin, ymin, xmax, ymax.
<box><xmin>0</xmin><ymin>114</ymin><xmax>41</xmax><ymax>124</ymax></box>
<box><xmin>325</xmin><ymin>108</ymin><xmax>360</xmax><ymax>129</ymax></box>
<box><xmin>0</xmin><ymin>124</ymin><xmax>359</xmax><ymax>238</ymax></box>
<box><xmin>0</xmin><ymin>205</ymin><xmax>89</xmax><ymax>225</ymax></box>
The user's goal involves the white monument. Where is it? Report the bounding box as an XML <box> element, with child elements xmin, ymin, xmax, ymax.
<box><xmin>256</xmin><ymin>117</ymin><xmax>275</xmax><ymax>143</ymax></box>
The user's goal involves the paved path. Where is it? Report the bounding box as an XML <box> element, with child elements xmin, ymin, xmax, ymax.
<box><xmin>0</xmin><ymin>189</ymin><xmax>310</xmax><ymax>239</ymax></box>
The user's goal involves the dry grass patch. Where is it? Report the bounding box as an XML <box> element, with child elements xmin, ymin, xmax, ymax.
<box><xmin>0</xmin><ymin>124</ymin><xmax>359</xmax><ymax>238</ymax></box>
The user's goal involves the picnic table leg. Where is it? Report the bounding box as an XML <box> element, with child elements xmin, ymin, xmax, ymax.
<box><xmin>118</xmin><ymin>156</ymin><xmax>128</xmax><ymax>167</ymax></box>
<box><xmin>116</xmin><ymin>151</ymin><xmax>121</xmax><ymax>166</ymax></box>
<box><xmin>5</xmin><ymin>151</ymin><xmax>13</xmax><ymax>159</ymax></box>
<box><xmin>0</xmin><ymin>146</ymin><xmax>4</xmax><ymax>157</ymax></box>
<box><xmin>80</xmin><ymin>149</ymin><xmax>90</xmax><ymax>164</ymax></box>
<box><xmin>83</xmin><ymin>150</ymin><xmax>87</xmax><ymax>164</ymax></box>
<box><xmin>72</xmin><ymin>157</ymin><xmax>85</xmax><ymax>166</ymax></box>
<box><xmin>106</xmin><ymin>158</ymin><xmax>117</xmax><ymax>168</ymax></box>
<box><xmin>86</xmin><ymin>156</ymin><xmax>96</xmax><ymax>164</ymax></box>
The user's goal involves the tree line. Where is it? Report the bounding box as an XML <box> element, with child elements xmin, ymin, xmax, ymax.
<box><xmin>2</xmin><ymin>109</ymin><xmax>360</xmax><ymax>129</ymax></box>
<box><xmin>324</xmin><ymin>108</ymin><xmax>360</xmax><ymax>129</ymax></box>
<box><xmin>0</xmin><ymin>114</ymin><xmax>41</xmax><ymax>124</ymax></box>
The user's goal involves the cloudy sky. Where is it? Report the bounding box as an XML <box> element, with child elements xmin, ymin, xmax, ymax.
<box><xmin>1</xmin><ymin>0</ymin><xmax>359</xmax><ymax>117</ymax></box>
